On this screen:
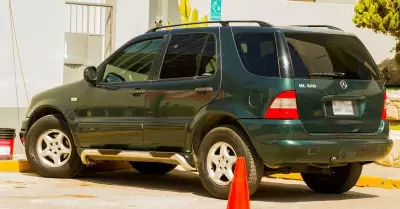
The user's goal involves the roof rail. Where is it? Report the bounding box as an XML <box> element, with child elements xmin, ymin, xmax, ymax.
<box><xmin>292</xmin><ymin>25</ymin><xmax>343</xmax><ymax>31</ymax></box>
<box><xmin>146</xmin><ymin>20</ymin><xmax>273</xmax><ymax>33</ymax></box>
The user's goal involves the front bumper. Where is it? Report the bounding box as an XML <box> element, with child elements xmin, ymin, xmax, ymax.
<box><xmin>240</xmin><ymin>119</ymin><xmax>393</xmax><ymax>167</ymax></box>
<box><xmin>18</xmin><ymin>117</ymin><xmax>30</xmax><ymax>145</ymax></box>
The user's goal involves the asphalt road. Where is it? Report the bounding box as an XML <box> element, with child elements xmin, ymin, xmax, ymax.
<box><xmin>0</xmin><ymin>169</ymin><xmax>398</xmax><ymax>209</ymax></box>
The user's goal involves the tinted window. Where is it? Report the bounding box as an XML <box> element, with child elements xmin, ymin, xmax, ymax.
<box><xmin>102</xmin><ymin>38</ymin><xmax>161</xmax><ymax>83</ymax></box>
<box><xmin>198</xmin><ymin>35</ymin><xmax>217</xmax><ymax>77</ymax></box>
<box><xmin>285</xmin><ymin>33</ymin><xmax>380</xmax><ymax>80</ymax></box>
<box><xmin>233</xmin><ymin>33</ymin><xmax>279</xmax><ymax>77</ymax></box>
<box><xmin>159</xmin><ymin>34</ymin><xmax>216</xmax><ymax>79</ymax></box>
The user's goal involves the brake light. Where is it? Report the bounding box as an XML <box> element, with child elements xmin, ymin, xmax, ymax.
<box><xmin>264</xmin><ymin>90</ymin><xmax>299</xmax><ymax>119</ymax></box>
<box><xmin>381</xmin><ymin>91</ymin><xmax>387</xmax><ymax>119</ymax></box>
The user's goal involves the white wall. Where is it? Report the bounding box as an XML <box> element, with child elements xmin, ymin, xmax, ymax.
<box><xmin>188</xmin><ymin>0</ymin><xmax>396</xmax><ymax>64</ymax></box>
<box><xmin>0</xmin><ymin>0</ymin><xmax>66</xmax><ymax>154</ymax></box>
<box><xmin>0</xmin><ymin>0</ymin><xmax>66</xmax><ymax>108</ymax></box>
<box><xmin>113</xmin><ymin>0</ymin><xmax>151</xmax><ymax>49</ymax></box>
<box><xmin>0</xmin><ymin>0</ymin><xmax>152</xmax><ymax>108</ymax></box>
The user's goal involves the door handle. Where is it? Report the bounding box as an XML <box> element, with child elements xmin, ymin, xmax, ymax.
<box><xmin>130</xmin><ymin>88</ymin><xmax>146</xmax><ymax>96</ymax></box>
<box><xmin>195</xmin><ymin>87</ymin><xmax>213</xmax><ymax>93</ymax></box>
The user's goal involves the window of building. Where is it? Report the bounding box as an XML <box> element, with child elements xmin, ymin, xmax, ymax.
<box><xmin>159</xmin><ymin>33</ymin><xmax>217</xmax><ymax>79</ymax></box>
<box><xmin>102</xmin><ymin>38</ymin><xmax>162</xmax><ymax>83</ymax></box>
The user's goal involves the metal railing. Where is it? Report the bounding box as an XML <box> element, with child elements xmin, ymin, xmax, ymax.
<box><xmin>65</xmin><ymin>1</ymin><xmax>113</xmax><ymax>59</ymax></box>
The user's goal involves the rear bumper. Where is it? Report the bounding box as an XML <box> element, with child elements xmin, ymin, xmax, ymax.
<box><xmin>240</xmin><ymin>119</ymin><xmax>393</xmax><ymax>167</ymax></box>
<box><xmin>257</xmin><ymin>138</ymin><xmax>392</xmax><ymax>166</ymax></box>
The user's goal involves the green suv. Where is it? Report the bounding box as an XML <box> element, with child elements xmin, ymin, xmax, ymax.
<box><xmin>20</xmin><ymin>21</ymin><xmax>393</xmax><ymax>199</ymax></box>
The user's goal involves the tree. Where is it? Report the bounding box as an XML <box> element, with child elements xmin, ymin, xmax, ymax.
<box><xmin>353</xmin><ymin>0</ymin><xmax>400</xmax><ymax>64</ymax></box>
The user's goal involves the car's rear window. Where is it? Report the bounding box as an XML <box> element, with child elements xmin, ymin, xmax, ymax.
<box><xmin>233</xmin><ymin>33</ymin><xmax>280</xmax><ymax>77</ymax></box>
<box><xmin>284</xmin><ymin>33</ymin><xmax>380</xmax><ymax>80</ymax></box>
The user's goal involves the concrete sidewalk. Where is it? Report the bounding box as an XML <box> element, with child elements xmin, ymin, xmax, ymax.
<box><xmin>2</xmin><ymin>171</ymin><xmax>400</xmax><ymax>209</ymax></box>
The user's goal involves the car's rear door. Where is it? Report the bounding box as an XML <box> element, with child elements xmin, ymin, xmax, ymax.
<box><xmin>284</xmin><ymin>32</ymin><xmax>385</xmax><ymax>134</ymax></box>
<box><xmin>143</xmin><ymin>28</ymin><xmax>221</xmax><ymax>151</ymax></box>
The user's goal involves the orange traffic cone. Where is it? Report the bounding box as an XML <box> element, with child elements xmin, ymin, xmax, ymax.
<box><xmin>226</xmin><ymin>157</ymin><xmax>250</xmax><ymax>209</ymax></box>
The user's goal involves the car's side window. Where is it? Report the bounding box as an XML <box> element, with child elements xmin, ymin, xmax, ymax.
<box><xmin>159</xmin><ymin>33</ymin><xmax>217</xmax><ymax>80</ymax></box>
<box><xmin>233</xmin><ymin>33</ymin><xmax>280</xmax><ymax>77</ymax></box>
<box><xmin>198</xmin><ymin>35</ymin><xmax>217</xmax><ymax>77</ymax></box>
<box><xmin>102</xmin><ymin>38</ymin><xmax>162</xmax><ymax>83</ymax></box>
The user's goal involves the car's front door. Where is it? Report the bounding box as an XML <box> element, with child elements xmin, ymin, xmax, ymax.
<box><xmin>143</xmin><ymin>30</ymin><xmax>221</xmax><ymax>151</ymax></box>
<box><xmin>76</xmin><ymin>36</ymin><xmax>164</xmax><ymax>150</ymax></box>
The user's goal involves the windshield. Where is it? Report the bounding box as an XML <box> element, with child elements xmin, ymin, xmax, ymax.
<box><xmin>284</xmin><ymin>32</ymin><xmax>380</xmax><ymax>80</ymax></box>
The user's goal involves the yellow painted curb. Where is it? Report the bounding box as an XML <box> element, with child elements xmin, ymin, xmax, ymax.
<box><xmin>0</xmin><ymin>160</ymin><xmax>133</xmax><ymax>173</ymax></box>
<box><xmin>0</xmin><ymin>160</ymin><xmax>31</xmax><ymax>172</ymax></box>
<box><xmin>269</xmin><ymin>173</ymin><xmax>400</xmax><ymax>189</ymax></box>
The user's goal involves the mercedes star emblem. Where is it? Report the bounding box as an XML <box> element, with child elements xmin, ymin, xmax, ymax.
<box><xmin>340</xmin><ymin>80</ymin><xmax>347</xmax><ymax>89</ymax></box>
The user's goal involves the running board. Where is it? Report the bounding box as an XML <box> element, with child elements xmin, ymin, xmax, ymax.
<box><xmin>80</xmin><ymin>149</ymin><xmax>197</xmax><ymax>171</ymax></box>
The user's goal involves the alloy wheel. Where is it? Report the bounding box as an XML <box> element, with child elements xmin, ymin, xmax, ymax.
<box><xmin>206</xmin><ymin>142</ymin><xmax>238</xmax><ymax>186</ymax></box>
<box><xmin>36</xmin><ymin>129</ymin><xmax>72</xmax><ymax>168</ymax></box>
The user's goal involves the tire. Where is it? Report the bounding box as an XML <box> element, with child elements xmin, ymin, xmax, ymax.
<box><xmin>198</xmin><ymin>125</ymin><xmax>264</xmax><ymax>199</ymax></box>
<box><xmin>130</xmin><ymin>162</ymin><xmax>177</xmax><ymax>174</ymax></box>
<box><xmin>301</xmin><ymin>163</ymin><xmax>362</xmax><ymax>194</ymax></box>
<box><xmin>25</xmin><ymin>114</ymin><xmax>84</xmax><ymax>178</ymax></box>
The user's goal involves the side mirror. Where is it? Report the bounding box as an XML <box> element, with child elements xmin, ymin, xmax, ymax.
<box><xmin>83</xmin><ymin>66</ymin><xmax>97</xmax><ymax>86</ymax></box>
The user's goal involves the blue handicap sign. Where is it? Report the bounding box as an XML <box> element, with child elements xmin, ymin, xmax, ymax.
<box><xmin>210</xmin><ymin>0</ymin><xmax>222</xmax><ymax>21</ymax></box>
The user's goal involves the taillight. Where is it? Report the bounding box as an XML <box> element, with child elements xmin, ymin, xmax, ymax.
<box><xmin>264</xmin><ymin>90</ymin><xmax>299</xmax><ymax>119</ymax></box>
<box><xmin>381</xmin><ymin>91</ymin><xmax>387</xmax><ymax>119</ymax></box>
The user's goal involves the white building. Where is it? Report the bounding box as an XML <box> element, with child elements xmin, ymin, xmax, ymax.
<box><xmin>0</xmin><ymin>0</ymin><xmax>396</xmax><ymax>154</ymax></box>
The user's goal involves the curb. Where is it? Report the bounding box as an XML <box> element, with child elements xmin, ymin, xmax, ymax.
<box><xmin>0</xmin><ymin>160</ymin><xmax>31</xmax><ymax>172</ymax></box>
<box><xmin>269</xmin><ymin>173</ymin><xmax>400</xmax><ymax>189</ymax></box>
<box><xmin>2</xmin><ymin>160</ymin><xmax>399</xmax><ymax>190</ymax></box>
<box><xmin>0</xmin><ymin>159</ymin><xmax>132</xmax><ymax>173</ymax></box>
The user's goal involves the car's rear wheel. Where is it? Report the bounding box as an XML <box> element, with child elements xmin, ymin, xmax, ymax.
<box><xmin>198</xmin><ymin>125</ymin><xmax>264</xmax><ymax>199</ymax></box>
<box><xmin>301</xmin><ymin>163</ymin><xmax>362</xmax><ymax>194</ymax></box>
<box><xmin>129</xmin><ymin>162</ymin><xmax>177</xmax><ymax>174</ymax></box>
<box><xmin>25</xmin><ymin>114</ymin><xmax>84</xmax><ymax>178</ymax></box>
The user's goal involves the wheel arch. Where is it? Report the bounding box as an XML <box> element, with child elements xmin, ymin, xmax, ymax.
<box><xmin>28</xmin><ymin>106</ymin><xmax>67</xmax><ymax>130</ymax></box>
<box><xmin>187</xmin><ymin>111</ymin><xmax>253</xmax><ymax>157</ymax></box>
<box><xmin>26</xmin><ymin>106</ymin><xmax>80</xmax><ymax>148</ymax></box>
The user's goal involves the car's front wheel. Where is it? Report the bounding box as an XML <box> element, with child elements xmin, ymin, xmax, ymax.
<box><xmin>301</xmin><ymin>163</ymin><xmax>362</xmax><ymax>194</ymax></box>
<box><xmin>25</xmin><ymin>114</ymin><xmax>84</xmax><ymax>178</ymax></box>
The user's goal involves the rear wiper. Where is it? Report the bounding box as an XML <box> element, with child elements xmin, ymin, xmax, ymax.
<box><xmin>308</xmin><ymin>72</ymin><xmax>345</xmax><ymax>77</ymax></box>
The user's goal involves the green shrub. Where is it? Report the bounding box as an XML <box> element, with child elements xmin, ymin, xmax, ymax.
<box><xmin>353</xmin><ymin>0</ymin><xmax>400</xmax><ymax>64</ymax></box>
